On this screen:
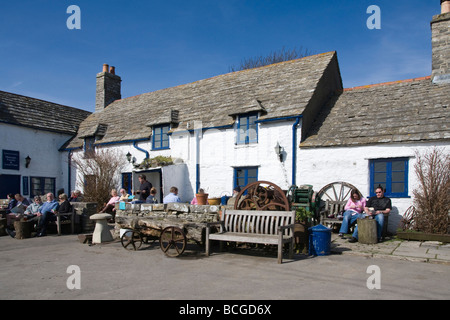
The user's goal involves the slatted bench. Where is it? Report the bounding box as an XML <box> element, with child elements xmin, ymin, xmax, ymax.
<box><xmin>320</xmin><ymin>200</ymin><xmax>347</xmax><ymax>228</ymax></box>
<box><xmin>205</xmin><ymin>209</ymin><xmax>295</xmax><ymax>264</ymax></box>
<box><xmin>52</xmin><ymin>207</ymin><xmax>76</xmax><ymax>236</ymax></box>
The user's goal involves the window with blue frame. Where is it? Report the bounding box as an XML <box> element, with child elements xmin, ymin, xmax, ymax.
<box><xmin>369</xmin><ymin>158</ymin><xmax>409</xmax><ymax>198</ymax></box>
<box><xmin>122</xmin><ymin>173</ymin><xmax>132</xmax><ymax>195</ymax></box>
<box><xmin>152</xmin><ymin>124</ymin><xmax>170</xmax><ymax>150</ymax></box>
<box><xmin>234</xmin><ymin>167</ymin><xmax>258</xmax><ymax>190</ymax></box>
<box><xmin>237</xmin><ymin>113</ymin><xmax>258</xmax><ymax>144</ymax></box>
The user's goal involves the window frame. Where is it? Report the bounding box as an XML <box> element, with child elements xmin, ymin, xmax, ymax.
<box><xmin>152</xmin><ymin>124</ymin><xmax>170</xmax><ymax>150</ymax></box>
<box><xmin>236</xmin><ymin>113</ymin><xmax>258</xmax><ymax>145</ymax></box>
<box><xmin>369</xmin><ymin>157</ymin><xmax>409</xmax><ymax>198</ymax></box>
<box><xmin>84</xmin><ymin>136</ymin><xmax>96</xmax><ymax>159</ymax></box>
<box><xmin>234</xmin><ymin>166</ymin><xmax>259</xmax><ymax>191</ymax></box>
<box><xmin>30</xmin><ymin>176</ymin><xmax>56</xmax><ymax>198</ymax></box>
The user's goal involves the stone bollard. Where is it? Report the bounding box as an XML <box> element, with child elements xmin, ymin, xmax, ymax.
<box><xmin>90</xmin><ymin>213</ymin><xmax>114</xmax><ymax>244</ymax></box>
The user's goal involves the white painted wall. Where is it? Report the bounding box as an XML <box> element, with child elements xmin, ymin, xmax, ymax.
<box><xmin>72</xmin><ymin>119</ymin><xmax>300</xmax><ymax>202</ymax></box>
<box><xmin>297</xmin><ymin>142</ymin><xmax>449</xmax><ymax>233</ymax></box>
<box><xmin>70</xmin><ymin>120</ymin><xmax>449</xmax><ymax>235</ymax></box>
<box><xmin>0</xmin><ymin>123</ymin><xmax>72</xmax><ymax>197</ymax></box>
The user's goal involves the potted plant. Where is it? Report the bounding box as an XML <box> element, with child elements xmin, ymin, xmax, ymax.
<box><xmin>294</xmin><ymin>207</ymin><xmax>314</xmax><ymax>254</ymax></box>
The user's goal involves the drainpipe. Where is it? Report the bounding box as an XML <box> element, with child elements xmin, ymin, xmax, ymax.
<box><xmin>292</xmin><ymin>116</ymin><xmax>302</xmax><ymax>186</ymax></box>
<box><xmin>195</xmin><ymin>127</ymin><xmax>201</xmax><ymax>194</ymax></box>
<box><xmin>133</xmin><ymin>140</ymin><xmax>149</xmax><ymax>159</ymax></box>
<box><xmin>67</xmin><ymin>150</ymin><xmax>72</xmax><ymax>195</ymax></box>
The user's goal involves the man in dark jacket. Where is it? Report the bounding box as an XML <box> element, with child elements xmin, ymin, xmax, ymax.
<box><xmin>136</xmin><ymin>174</ymin><xmax>152</xmax><ymax>201</ymax></box>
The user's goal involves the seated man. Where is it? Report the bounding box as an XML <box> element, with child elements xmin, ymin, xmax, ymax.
<box><xmin>163</xmin><ymin>186</ymin><xmax>181</xmax><ymax>204</ymax></box>
<box><xmin>24</xmin><ymin>196</ymin><xmax>43</xmax><ymax>220</ymax></box>
<box><xmin>349</xmin><ymin>186</ymin><xmax>391</xmax><ymax>243</ymax></box>
<box><xmin>36</xmin><ymin>193</ymin><xmax>60</xmax><ymax>237</ymax></box>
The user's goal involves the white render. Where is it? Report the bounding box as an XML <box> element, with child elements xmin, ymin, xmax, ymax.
<box><xmin>72</xmin><ymin>118</ymin><xmax>301</xmax><ymax>203</ymax></box>
<box><xmin>0</xmin><ymin>122</ymin><xmax>72</xmax><ymax>198</ymax></box>
<box><xmin>71</xmin><ymin>119</ymin><xmax>449</xmax><ymax>235</ymax></box>
<box><xmin>298</xmin><ymin>142</ymin><xmax>450</xmax><ymax>234</ymax></box>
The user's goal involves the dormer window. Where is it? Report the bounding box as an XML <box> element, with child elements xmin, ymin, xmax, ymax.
<box><xmin>84</xmin><ymin>136</ymin><xmax>95</xmax><ymax>158</ymax></box>
<box><xmin>237</xmin><ymin>113</ymin><xmax>258</xmax><ymax>145</ymax></box>
<box><xmin>152</xmin><ymin>124</ymin><xmax>170</xmax><ymax>150</ymax></box>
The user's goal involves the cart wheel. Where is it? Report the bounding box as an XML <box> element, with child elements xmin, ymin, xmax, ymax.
<box><xmin>121</xmin><ymin>230</ymin><xmax>143</xmax><ymax>251</ymax></box>
<box><xmin>159</xmin><ymin>226</ymin><xmax>187</xmax><ymax>257</ymax></box>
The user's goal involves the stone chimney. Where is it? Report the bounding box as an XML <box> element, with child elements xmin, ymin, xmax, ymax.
<box><xmin>431</xmin><ymin>1</ymin><xmax>450</xmax><ymax>83</ymax></box>
<box><xmin>95</xmin><ymin>63</ymin><xmax>121</xmax><ymax>112</ymax></box>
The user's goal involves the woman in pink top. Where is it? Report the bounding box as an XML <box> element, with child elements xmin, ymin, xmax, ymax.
<box><xmin>339</xmin><ymin>189</ymin><xmax>366</xmax><ymax>237</ymax></box>
<box><xmin>99</xmin><ymin>189</ymin><xmax>120</xmax><ymax>213</ymax></box>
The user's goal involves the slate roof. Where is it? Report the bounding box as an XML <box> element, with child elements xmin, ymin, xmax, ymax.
<box><xmin>67</xmin><ymin>51</ymin><xmax>339</xmax><ymax>148</ymax></box>
<box><xmin>0</xmin><ymin>90</ymin><xmax>91</xmax><ymax>135</ymax></box>
<box><xmin>300</xmin><ymin>77</ymin><xmax>450</xmax><ymax>148</ymax></box>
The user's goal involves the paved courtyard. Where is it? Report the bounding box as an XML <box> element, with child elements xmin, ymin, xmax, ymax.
<box><xmin>0</xmin><ymin>233</ymin><xmax>449</xmax><ymax>303</ymax></box>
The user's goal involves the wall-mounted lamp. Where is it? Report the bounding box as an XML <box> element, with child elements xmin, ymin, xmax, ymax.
<box><xmin>274</xmin><ymin>142</ymin><xmax>283</xmax><ymax>162</ymax></box>
<box><xmin>126</xmin><ymin>152</ymin><xmax>132</xmax><ymax>163</ymax></box>
<box><xmin>25</xmin><ymin>155</ymin><xmax>31</xmax><ymax>168</ymax></box>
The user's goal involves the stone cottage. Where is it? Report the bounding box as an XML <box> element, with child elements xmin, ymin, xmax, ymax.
<box><xmin>0</xmin><ymin>91</ymin><xmax>91</xmax><ymax>198</ymax></box>
<box><xmin>66</xmin><ymin>1</ymin><xmax>449</xmax><ymax>232</ymax></box>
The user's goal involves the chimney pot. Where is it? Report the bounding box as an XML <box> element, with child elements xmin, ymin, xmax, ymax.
<box><xmin>109</xmin><ymin>66</ymin><xmax>115</xmax><ymax>75</ymax></box>
<box><xmin>442</xmin><ymin>0</ymin><xmax>450</xmax><ymax>14</ymax></box>
<box><xmin>103</xmin><ymin>64</ymin><xmax>109</xmax><ymax>73</ymax></box>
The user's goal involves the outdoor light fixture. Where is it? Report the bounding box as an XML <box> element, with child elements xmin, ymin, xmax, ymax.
<box><xmin>25</xmin><ymin>155</ymin><xmax>31</xmax><ymax>168</ymax></box>
<box><xmin>274</xmin><ymin>142</ymin><xmax>283</xmax><ymax>162</ymax></box>
<box><xmin>126</xmin><ymin>152</ymin><xmax>132</xmax><ymax>163</ymax></box>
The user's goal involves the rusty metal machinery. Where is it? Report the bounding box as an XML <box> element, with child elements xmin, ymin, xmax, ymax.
<box><xmin>233</xmin><ymin>181</ymin><xmax>290</xmax><ymax>211</ymax></box>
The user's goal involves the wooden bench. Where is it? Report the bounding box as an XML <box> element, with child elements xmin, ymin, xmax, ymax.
<box><xmin>52</xmin><ymin>207</ymin><xmax>76</xmax><ymax>236</ymax></box>
<box><xmin>320</xmin><ymin>200</ymin><xmax>347</xmax><ymax>228</ymax></box>
<box><xmin>205</xmin><ymin>209</ymin><xmax>295</xmax><ymax>264</ymax></box>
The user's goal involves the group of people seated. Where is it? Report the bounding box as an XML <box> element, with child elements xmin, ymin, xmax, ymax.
<box><xmin>338</xmin><ymin>185</ymin><xmax>392</xmax><ymax>243</ymax></box>
<box><xmin>4</xmin><ymin>191</ymin><xmax>76</xmax><ymax>238</ymax></box>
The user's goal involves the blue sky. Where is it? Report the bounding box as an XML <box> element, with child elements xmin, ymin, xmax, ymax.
<box><xmin>0</xmin><ymin>0</ymin><xmax>441</xmax><ymax>112</ymax></box>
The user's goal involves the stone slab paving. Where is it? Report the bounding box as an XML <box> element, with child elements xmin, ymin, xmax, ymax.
<box><xmin>331</xmin><ymin>233</ymin><xmax>450</xmax><ymax>265</ymax></box>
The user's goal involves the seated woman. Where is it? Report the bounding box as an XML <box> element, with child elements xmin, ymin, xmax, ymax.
<box><xmin>69</xmin><ymin>190</ymin><xmax>83</xmax><ymax>202</ymax></box>
<box><xmin>6</xmin><ymin>194</ymin><xmax>30</xmax><ymax>227</ymax></box>
<box><xmin>58</xmin><ymin>193</ymin><xmax>73</xmax><ymax>218</ymax></box>
<box><xmin>99</xmin><ymin>189</ymin><xmax>120</xmax><ymax>223</ymax></box>
<box><xmin>338</xmin><ymin>189</ymin><xmax>366</xmax><ymax>237</ymax></box>
<box><xmin>145</xmin><ymin>187</ymin><xmax>158</xmax><ymax>204</ymax></box>
<box><xmin>190</xmin><ymin>188</ymin><xmax>208</xmax><ymax>205</ymax></box>
<box><xmin>5</xmin><ymin>193</ymin><xmax>17</xmax><ymax>214</ymax></box>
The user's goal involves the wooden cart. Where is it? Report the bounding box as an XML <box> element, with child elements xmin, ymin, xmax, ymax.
<box><xmin>120</xmin><ymin>218</ymin><xmax>207</xmax><ymax>257</ymax></box>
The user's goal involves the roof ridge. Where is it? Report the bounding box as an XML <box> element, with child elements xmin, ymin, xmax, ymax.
<box><xmin>113</xmin><ymin>51</ymin><xmax>337</xmax><ymax>104</ymax></box>
<box><xmin>343</xmin><ymin>76</ymin><xmax>431</xmax><ymax>92</ymax></box>
<box><xmin>0</xmin><ymin>90</ymin><xmax>91</xmax><ymax>114</ymax></box>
